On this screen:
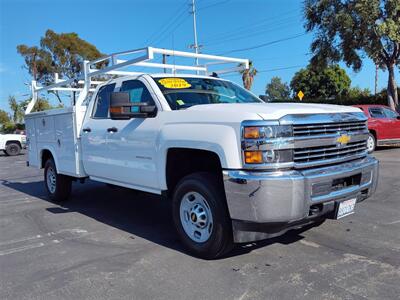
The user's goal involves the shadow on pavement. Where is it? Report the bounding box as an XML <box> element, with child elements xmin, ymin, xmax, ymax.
<box><xmin>376</xmin><ymin>145</ymin><xmax>400</xmax><ymax>152</ymax></box>
<box><xmin>1</xmin><ymin>177</ymin><xmax>318</xmax><ymax>259</ymax></box>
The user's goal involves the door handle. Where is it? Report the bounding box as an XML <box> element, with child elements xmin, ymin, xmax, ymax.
<box><xmin>83</xmin><ymin>127</ymin><xmax>91</xmax><ymax>133</ymax></box>
<box><xmin>107</xmin><ymin>127</ymin><xmax>118</xmax><ymax>133</ymax></box>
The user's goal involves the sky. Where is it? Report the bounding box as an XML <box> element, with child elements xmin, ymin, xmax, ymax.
<box><xmin>0</xmin><ymin>0</ymin><xmax>390</xmax><ymax>113</ymax></box>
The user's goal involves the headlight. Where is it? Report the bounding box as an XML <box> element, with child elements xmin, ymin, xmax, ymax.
<box><xmin>244</xmin><ymin>149</ymin><xmax>293</xmax><ymax>164</ymax></box>
<box><xmin>243</xmin><ymin>125</ymin><xmax>292</xmax><ymax>139</ymax></box>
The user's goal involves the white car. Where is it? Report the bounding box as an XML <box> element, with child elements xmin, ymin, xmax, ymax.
<box><xmin>24</xmin><ymin>47</ymin><xmax>379</xmax><ymax>258</ymax></box>
<box><xmin>0</xmin><ymin>133</ymin><xmax>26</xmax><ymax>156</ymax></box>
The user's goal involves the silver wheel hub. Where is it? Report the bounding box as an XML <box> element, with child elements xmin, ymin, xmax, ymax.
<box><xmin>180</xmin><ymin>192</ymin><xmax>213</xmax><ymax>243</ymax></box>
<box><xmin>367</xmin><ymin>136</ymin><xmax>374</xmax><ymax>151</ymax></box>
<box><xmin>46</xmin><ymin>167</ymin><xmax>56</xmax><ymax>194</ymax></box>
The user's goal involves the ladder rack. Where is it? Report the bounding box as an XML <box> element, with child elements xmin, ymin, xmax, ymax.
<box><xmin>26</xmin><ymin>46</ymin><xmax>249</xmax><ymax>114</ymax></box>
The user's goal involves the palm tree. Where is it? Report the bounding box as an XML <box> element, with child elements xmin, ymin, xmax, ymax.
<box><xmin>8</xmin><ymin>95</ymin><xmax>24</xmax><ymax>124</ymax></box>
<box><xmin>239</xmin><ymin>60</ymin><xmax>257</xmax><ymax>90</ymax></box>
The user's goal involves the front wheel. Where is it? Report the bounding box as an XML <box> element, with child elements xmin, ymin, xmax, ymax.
<box><xmin>5</xmin><ymin>142</ymin><xmax>21</xmax><ymax>156</ymax></box>
<box><xmin>44</xmin><ymin>158</ymin><xmax>72</xmax><ymax>202</ymax></box>
<box><xmin>172</xmin><ymin>172</ymin><xmax>233</xmax><ymax>259</ymax></box>
<box><xmin>367</xmin><ymin>133</ymin><xmax>376</xmax><ymax>153</ymax></box>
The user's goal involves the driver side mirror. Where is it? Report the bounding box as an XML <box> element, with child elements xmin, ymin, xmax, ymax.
<box><xmin>397</xmin><ymin>116</ymin><xmax>400</xmax><ymax>120</ymax></box>
<box><xmin>109</xmin><ymin>92</ymin><xmax>157</xmax><ymax>120</ymax></box>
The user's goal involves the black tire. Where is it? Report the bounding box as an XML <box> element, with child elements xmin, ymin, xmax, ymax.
<box><xmin>5</xmin><ymin>142</ymin><xmax>21</xmax><ymax>156</ymax></box>
<box><xmin>172</xmin><ymin>172</ymin><xmax>233</xmax><ymax>259</ymax></box>
<box><xmin>44</xmin><ymin>158</ymin><xmax>72</xmax><ymax>202</ymax></box>
<box><xmin>367</xmin><ymin>132</ymin><xmax>376</xmax><ymax>153</ymax></box>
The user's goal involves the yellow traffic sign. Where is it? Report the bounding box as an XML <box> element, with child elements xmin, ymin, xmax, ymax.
<box><xmin>297</xmin><ymin>90</ymin><xmax>304</xmax><ymax>101</ymax></box>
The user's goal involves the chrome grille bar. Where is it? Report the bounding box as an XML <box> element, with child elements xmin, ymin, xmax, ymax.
<box><xmin>294</xmin><ymin>141</ymin><xmax>367</xmax><ymax>163</ymax></box>
<box><xmin>293</xmin><ymin>121</ymin><xmax>367</xmax><ymax>137</ymax></box>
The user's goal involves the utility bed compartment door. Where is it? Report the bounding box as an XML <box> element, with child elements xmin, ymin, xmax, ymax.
<box><xmin>54</xmin><ymin>112</ymin><xmax>79</xmax><ymax>176</ymax></box>
<box><xmin>35</xmin><ymin>116</ymin><xmax>55</xmax><ymax>142</ymax></box>
<box><xmin>25</xmin><ymin>108</ymin><xmax>85</xmax><ymax>177</ymax></box>
<box><xmin>25</xmin><ymin>118</ymin><xmax>39</xmax><ymax>167</ymax></box>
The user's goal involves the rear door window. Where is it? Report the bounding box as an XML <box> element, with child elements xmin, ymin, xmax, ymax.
<box><xmin>92</xmin><ymin>83</ymin><xmax>116</xmax><ymax>118</ymax></box>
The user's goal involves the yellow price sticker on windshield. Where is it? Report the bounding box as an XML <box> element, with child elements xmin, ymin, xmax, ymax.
<box><xmin>158</xmin><ymin>78</ymin><xmax>191</xmax><ymax>89</ymax></box>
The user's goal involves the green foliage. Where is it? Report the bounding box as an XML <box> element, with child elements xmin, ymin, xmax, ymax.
<box><xmin>0</xmin><ymin>109</ymin><xmax>14</xmax><ymax>133</ymax></box>
<box><xmin>304</xmin><ymin>0</ymin><xmax>400</xmax><ymax>109</ymax></box>
<box><xmin>270</xmin><ymin>95</ymin><xmax>387</xmax><ymax>106</ymax></box>
<box><xmin>17</xmin><ymin>29</ymin><xmax>105</xmax><ymax>103</ymax></box>
<box><xmin>19</xmin><ymin>98</ymin><xmax>55</xmax><ymax>113</ymax></box>
<box><xmin>0</xmin><ymin>109</ymin><xmax>11</xmax><ymax>125</ymax></box>
<box><xmin>346</xmin><ymin>87</ymin><xmax>372</xmax><ymax>99</ymax></box>
<box><xmin>290</xmin><ymin>65</ymin><xmax>351</xmax><ymax>99</ymax></box>
<box><xmin>8</xmin><ymin>95</ymin><xmax>24</xmax><ymax>124</ymax></box>
<box><xmin>265</xmin><ymin>77</ymin><xmax>291</xmax><ymax>101</ymax></box>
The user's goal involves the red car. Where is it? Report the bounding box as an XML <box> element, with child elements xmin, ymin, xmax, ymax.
<box><xmin>353</xmin><ymin>105</ymin><xmax>400</xmax><ymax>152</ymax></box>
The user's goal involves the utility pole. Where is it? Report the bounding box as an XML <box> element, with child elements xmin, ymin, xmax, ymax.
<box><xmin>190</xmin><ymin>0</ymin><xmax>200</xmax><ymax>71</ymax></box>
<box><xmin>375</xmin><ymin>64</ymin><xmax>378</xmax><ymax>95</ymax></box>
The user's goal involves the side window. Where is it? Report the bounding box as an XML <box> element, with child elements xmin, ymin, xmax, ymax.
<box><xmin>383</xmin><ymin>108</ymin><xmax>398</xmax><ymax>119</ymax></box>
<box><xmin>92</xmin><ymin>83</ymin><xmax>116</xmax><ymax>118</ymax></box>
<box><xmin>120</xmin><ymin>80</ymin><xmax>155</xmax><ymax>105</ymax></box>
<box><xmin>369</xmin><ymin>108</ymin><xmax>386</xmax><ymax>119</ymax></box>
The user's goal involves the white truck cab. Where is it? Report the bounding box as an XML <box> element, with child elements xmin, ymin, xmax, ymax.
<box><xmin>24</xmin><ymin>47</ymin><xmax>379</xmax><ymax>258</ymax></box>
<box><xmin>0</xmin><ymin>133</ymin><xmax>26</xmax><ymax>156</ymax></box>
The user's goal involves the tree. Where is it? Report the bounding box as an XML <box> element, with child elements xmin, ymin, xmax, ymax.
<box><xmin>346</xmin><ymin>87</ymin><xmax>372</xmax><ymax>99</ymax></box>
<box><xmin>0</xmin><ymin>109</ymin><xmax>13</xmax><ymax>133</ymax></box>
<box><xmin>0</xmin><ymin>109</ymin><xmax>11</xmax><ymax>125</ymax></box>
<box><xmin>239</xmin><ymin>61</ymin><xmax>257</xmax><ymax>90</ymax></box>
<box><xmin>304</xmin><ymin>0</ymin><xmax>400</xmax><ymax>111</ymax></box>
<box><xmin>20</xmin><ymin>98</ymin><xmax>54</xmax><ymax>113</ymax></box>
<box><xmin>17</xmin><ymin>29</ymin><xmax>105</xmax><ymax>102</ymax></box>
<box><xmin>265</xmin><ymin>77</ymin><xmax>291</xmax><ymax>100</ymax></box>
<box><xmin>8</xmin><ymin>95</ymin><xmax>24</xmax><ymax>124</ymax></box>
<box><xmin>290</xmin><ymin>65</ymin><xmax>351</xmax><ymax>99</ymax></box>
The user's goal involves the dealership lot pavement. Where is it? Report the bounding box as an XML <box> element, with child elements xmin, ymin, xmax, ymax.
<box><xmin>1</xmin><ymin>149</ymin><xmax>399</xmax><ymax>300</ymax></box>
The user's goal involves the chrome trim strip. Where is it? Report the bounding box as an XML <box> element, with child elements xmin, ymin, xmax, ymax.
<box><xmin>293</xmin><ymin>151</ymin><xmax>368</xmax><ymax>169</ymax></box>
<box><xmin>293</xmin><ymin>131</ymin><xmax>368</xmax><ymax>148</ymax></box>
<box><xmin>279</xmin><ymin>112</ymin><xmax>367</xmax><ymax>125</ymax></box>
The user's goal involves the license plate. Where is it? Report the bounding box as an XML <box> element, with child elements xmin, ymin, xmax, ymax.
<box><xmin>336</xmin><ymin>198</ymin><xmax>357</xmax><ymax>219</ymax></box>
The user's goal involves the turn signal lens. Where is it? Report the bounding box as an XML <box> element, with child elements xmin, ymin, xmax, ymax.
<box><xmin>244</xmin><ymin>151</ymin><xmax>263</xmax><ymax>164</ymax></box>
<box><xmin>244</xmin><ymin>127</ymin><xmax>260</xmax><ymax>139</ymax></box>
<box><xmin>110</xmin><ymin>106</ymin><xmax>123</xmax><ymax>114</ymax></box>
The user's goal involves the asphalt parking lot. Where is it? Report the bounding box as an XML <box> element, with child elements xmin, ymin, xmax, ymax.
<box><xmin>0</xmin><ymin>149</ymin><xmax>399</xmax><ymax>300</ymax></box>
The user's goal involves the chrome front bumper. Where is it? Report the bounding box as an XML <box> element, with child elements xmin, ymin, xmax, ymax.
<box><xmin>223</xmin><ymin>156</ymin><xmax>379</xmax><ymax>242</ymax></box>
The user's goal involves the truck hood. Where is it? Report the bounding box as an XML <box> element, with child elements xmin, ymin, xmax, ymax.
<box><xmin>187</xmin><ymin>103</ymin><xmax>362</xmax><ymax>120</ymax></box>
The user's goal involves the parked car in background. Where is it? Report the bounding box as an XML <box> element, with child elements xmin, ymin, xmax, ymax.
<box><xmin>353</xmin><ymin>105</ymin><xmax>400</xmax><ymax>152</ymax></box>
<box><xmin>0</xmin><ymin>133</ymin><xmax>26</xmax><ymax>156</ymax></box>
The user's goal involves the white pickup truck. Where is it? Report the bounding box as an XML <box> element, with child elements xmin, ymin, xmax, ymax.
<box><xmin>25</xmin><ymin>47</ymin><xmax>379</xmax><ymax>258</ymax></box>
<box><xmin>0</xmin><ymin>133</ymin><xmax>26</xmax><ymax>156</ymax></box>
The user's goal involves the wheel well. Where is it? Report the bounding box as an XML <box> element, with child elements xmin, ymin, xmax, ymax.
<box><xmin>369</xmin><ymin>129</ymin><xmax>377</xmax><ymax>140</ymax></box>
<box><xmin>166</xmin><ymin>148</ymin><xmax>223</xmax><ymax>196</ymax></box>
<box><xmin>6</xmin><ymin>140</ymin><xmax>21</xmax><ymax>148</ymax></box>
<box><xmin>41</xmin><ymin>149</ymin><xmax>53</xmax><ymax>169</ymax></box>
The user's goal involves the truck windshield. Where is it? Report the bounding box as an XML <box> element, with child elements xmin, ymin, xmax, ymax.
<box><xmin>154</xmin><ymin>77</ymin><xmax>262</xmax><ymax>110</ymax></box>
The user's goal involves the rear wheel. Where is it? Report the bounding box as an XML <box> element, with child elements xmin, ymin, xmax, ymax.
<box><xmin>367</xmin><ymin>133</ymin><xmax>376</xmax><ymax>153</ymax></box>
<box><xmin>5</xmin><ymin>142</ymin><xmax>21</xmax><ymax>156</ymax></box>
<box><xmin>44</xmin><ymin>158</ymin><xmax>72</xmax><ymax>202</ymax></box>
<box><xmin>172</xmin><ymin>172</ymin><xmax>233</xmax><ymax>259</ymax></box>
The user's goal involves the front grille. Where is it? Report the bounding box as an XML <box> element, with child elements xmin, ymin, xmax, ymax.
<box><xmin>294</xmin><ymin>141</ymin><xmax>367</xmax><ymax>164</ymax></box>
<box><xmin>293</xmin><ymin>121</ymin><xmax>367</xmax><ymax>137</ymax></box>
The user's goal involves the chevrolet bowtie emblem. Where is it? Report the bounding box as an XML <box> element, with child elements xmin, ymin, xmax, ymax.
<box><xmin>336</xmin><ymin>134</ymin><xmax>351</xmax><ymax>146</ymax></box>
